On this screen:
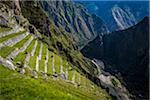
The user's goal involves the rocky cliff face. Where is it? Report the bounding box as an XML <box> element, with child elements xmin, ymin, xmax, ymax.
<box><xmin>39</xmin><ymin>1</ymin><xmax>109</xmax><ymax>48</ymax></box>
<box><xmin>111</xmin><ymin>5</ymin><xmax>137</xmax><ymax>30</ymax></box>
<box><xmin>81</xmin><ymin>17</ymin><xmax>149</xmax><ymax>99</ymax></box>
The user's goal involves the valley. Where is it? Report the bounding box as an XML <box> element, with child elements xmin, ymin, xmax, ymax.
<box><xmin>0</xmin><ymin>0</ymin><xmax>149</xmax><ymax>100</ymax></box>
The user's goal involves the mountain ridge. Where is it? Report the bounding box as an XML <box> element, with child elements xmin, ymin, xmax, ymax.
<box><xmin>39</xmin><ymin>1</ymin><xmax>109</xmax><ymax>48</ymax></box>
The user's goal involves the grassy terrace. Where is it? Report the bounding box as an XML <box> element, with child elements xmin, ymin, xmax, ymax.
<box><xmin>0</xmin><ymin>65</ymin><xmax>111</xmax><ymax>100</ymax></box>
<box><xmin>13</xmin><ymin>39</ymin><xmax>36</xmax><ymax>65</ymax></box>
<box><xmin>0</xmin><ymin>30</ymin><xmax>26</xmax><ymax>43</ymax></box>
<box><xmin>47</xmin><ymin>52</ymin><xmax>71</xmax><ymax>74</ymax></box>
<box><xmin>28</xmin><ymin>40</ymin><xmax>40</xmax><ymax>69</ymax></box>
<box><xmin>62</xmin><ymin>58</ymin><xmax>69</xmax><ymax>72</ymax></box>
<box><xmin>47</xmin><ymin>51</ymin><xmax>53</xmax><ymax>74</ymax></box>
<box><xmin>39</xmin><ymin>43</ymin><xmax>47</xmax><ymax>72</ymax></box>
<box><xmin>0</xmin><ymin>34</ymin><xmax>31</xmax><ymax>58</ymax></box>
<box><xmin>53</xmin><ymin>54</ymin><xmax>61</xmax><ymax>73</ymax></box>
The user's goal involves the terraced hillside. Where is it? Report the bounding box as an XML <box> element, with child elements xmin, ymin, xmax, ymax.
<box><xmin>0</xmin><ymin>21</ymin><xmax>110</xmax><ymax>99</ymax></box>
<box><xmin>0</xmin><ymin>1</ymin><xmax>130</xmax><ymax>100</ymax></box>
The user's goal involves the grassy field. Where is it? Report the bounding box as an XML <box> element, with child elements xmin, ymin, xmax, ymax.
<box><xmin>0</xmin><ymin>65</ymin><xmax>111</xmax><ymax>100</ymax></box>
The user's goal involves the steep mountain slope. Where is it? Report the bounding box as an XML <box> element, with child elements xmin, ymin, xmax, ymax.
<box><xmin>81</xmin><ymin>17</ymin><xmax>149</xmax><ymax>99</ymax></box>
<box><xmin>0</xmin><ymin>1</ymin><xmax>132</xmax><ymax>100</ymax></box>
<box><xmin>0</xmin><ymin>1</ymin><xmax>112</xmax><ymax>99</ymax></box>
<box><xmin>39</xmin><ymin>1</ymin><xmax>109</xmax><ymax>48</ymax></box>
<box><xmin>81</xmin><ymin>36</ymin><xmax>104</xmax><ymax>59</ymax></box>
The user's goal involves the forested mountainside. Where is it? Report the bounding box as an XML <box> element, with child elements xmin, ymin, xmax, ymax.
<box><xmin>81</xmin><ymin>17</ymin><xmax>149</xmax><ymax>99</ymax></box>
<box><xmin>0</xmin><ymin>1</ymin><xmax>130</xmax><ymax>100</ymax></box>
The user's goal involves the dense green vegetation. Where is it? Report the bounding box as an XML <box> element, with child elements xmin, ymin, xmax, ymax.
<box><xmin>0</xmin><ymin>65</ymin><xmax>111</xmax><ymax>100</ymax></box>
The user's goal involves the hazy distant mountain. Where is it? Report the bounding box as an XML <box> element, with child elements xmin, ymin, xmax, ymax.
<box><xmin>111</xmin><ymin>5</ymin><xmax>136</xmax><ymax>30</ymax></box>
<box><xmin>77</xmin><ymin>1</ymin><xmax>149</xmax><ymax>31</ymax></box>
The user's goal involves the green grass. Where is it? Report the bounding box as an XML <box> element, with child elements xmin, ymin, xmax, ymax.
<box><xmin>75</xmin><ymin>72</ymin><xmax>81</xmax><ymax>84</ymax></box>
<box><xmin>39</xmin><ymin>43</ymin><xmax>47</xmax><ymax>72</ymax></box>
<box><xmin>0</xmin><ymin>30</ymin><xmax>26</xmax><ymax>43</ymax></box>
<box><xmin>25</xmin><ymin>39</ymin><xmax>36</xmax><ymax>53</ymax></box>
<box><xmin>13</xmin><ymin>52</ymin><xmax>26</xmax><ymax>65</ymax></box>
<box><xmin>29</xmin><ymin>41</ymin><xmax>40</xmax><ymax>69</ymax></box>
<box><xmin>47</xmin><ymin>51</ymin><xmax>64</xmax><ymax>74</ymax></box>
<box><xmin>47</xmin><ymin>51</ymin><xmax>53</xmax><ymax>74</ymax></box>
<box><xmin>68</xmin><ymin>66</ymin><xmax>74</xmax><ymax>81</ymax></box>
<box><xmin>13</xmin><ymin>39</ymin><xmax>36</xmax><ymax>65</ymax></box>
<box><xmin>0</xmin><ymin>27</ymin><xmax>12</xmax><ymax>32</ymax></box>
<box><xmin>53</xmin><ymin>54</ymin><xmax>61</xmax><ymax>73</ymax></box>
<box><xmin>0</xmin><ymin>64</ymin><xmax>111</xmax><ymax>100</ymax></box>
<box><xmin>0</xmin><ymin>34</ymin><xmax>31</xmax><ymax>58</ymax></box>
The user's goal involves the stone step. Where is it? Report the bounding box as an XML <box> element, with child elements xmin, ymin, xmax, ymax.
<box><xmin>0</xmin><ymin>31</ymin><xmax>29</xmax><ymax>47</ymax></box>
<box><xmin>6</xmin><ymin>35</ymin><xmax>34</xmax><ymax>60</ymax></box>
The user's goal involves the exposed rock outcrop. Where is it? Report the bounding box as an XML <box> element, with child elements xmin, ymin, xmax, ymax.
<box><xmin>39</xmin><ymin>1</ymin><xmax>109</xmax><ymax>48</ymax></box>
